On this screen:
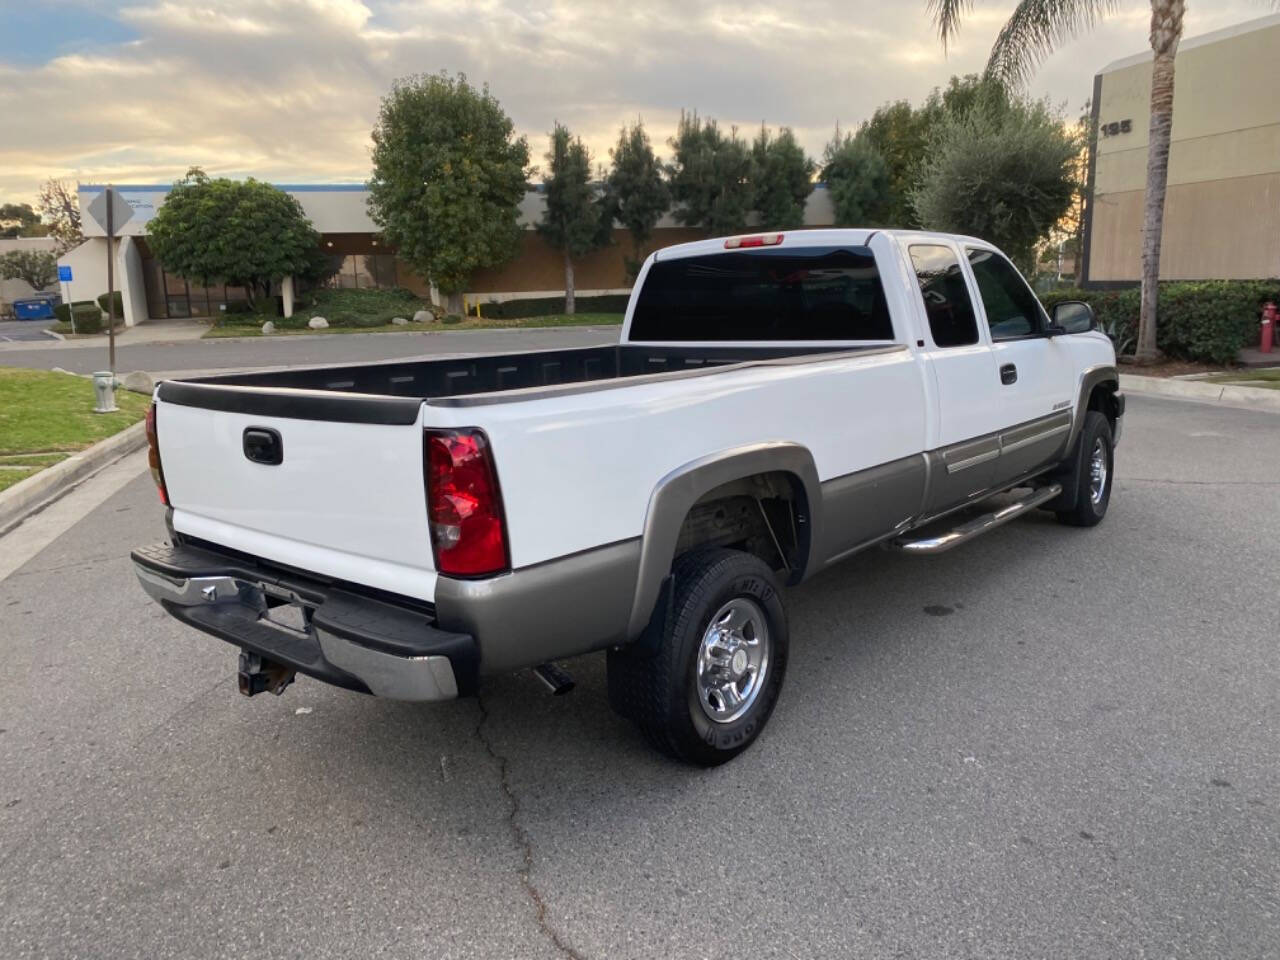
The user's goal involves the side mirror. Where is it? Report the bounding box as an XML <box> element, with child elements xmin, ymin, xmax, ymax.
<box><xmin>1050</xmin><ymin>300</ymin><xmax>1096</xmax><ymax>335</ymax></box>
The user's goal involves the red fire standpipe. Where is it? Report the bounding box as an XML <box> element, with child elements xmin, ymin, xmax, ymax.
<box><xmin>1261</xmin><ymin>301</ymin><xmax>1276</xmax><ymax>354</ymax></box>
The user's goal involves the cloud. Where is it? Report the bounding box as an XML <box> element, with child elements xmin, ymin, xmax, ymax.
<box><xmin>0</xmin><ymin>0</ymin><xmax>1265</xmax><ymax>204</ymax></box>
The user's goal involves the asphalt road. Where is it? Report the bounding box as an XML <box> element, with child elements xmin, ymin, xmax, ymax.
<box><xmin>0</xmin><ymin>319</ymin><xmax>55</xmax><ymax>343</ymax></box>
<box><xmin>0</xmin><ymin>325</ymin><xmax>620</xmax><ymax>375</ymax></box>
<box><xmin>1</xmin><ymin>394</ymin><xmax>1277</xmax><ymax>960</ymax></box>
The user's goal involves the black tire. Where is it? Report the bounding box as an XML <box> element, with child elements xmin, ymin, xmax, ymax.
<box><xmin>607</xmin><ymin>548</ymin><xmax>789</xmax><ymax>766</ymax></box>
<box><xmin>1055</xmin><ymin>410</ymin><xmax>1114</xmax><ymax>527</ymax></box>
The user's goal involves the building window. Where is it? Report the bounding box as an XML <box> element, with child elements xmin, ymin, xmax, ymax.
<box><xmin>322</xmin><ymin>254</ymin><xmax>398</xmax><ymax>290</ymax></box>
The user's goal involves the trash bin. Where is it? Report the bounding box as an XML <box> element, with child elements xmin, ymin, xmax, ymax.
<box><xmin>13</xmin><ymin>294</ymin><xmax>60</xmax><ymax>321</ymax></box>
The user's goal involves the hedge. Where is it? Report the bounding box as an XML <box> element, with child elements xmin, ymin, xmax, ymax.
<box><xmin>1041</xmin><ymin>280</ymin><xmax>1279</xmax><ymax>364</ymax></box>
<box><xmin>470</xmin><ymin>293</ymin><xmax>629</xmax><ymax>319</ymax></box>
<box><xmin>96</xmin><ymin>291</ymin><xmax>124</xmax><ymax>317</ymax></box>
<box><xmin>54</xmin><ymin>300</ymin><xmax>102</xmax><ymax>332</ymax></box>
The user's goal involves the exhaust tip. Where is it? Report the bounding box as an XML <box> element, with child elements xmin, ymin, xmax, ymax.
<box><xmin>532</xmin><ymin>662</ymin><xmax>575</xmax><ymax>696</ymax></box>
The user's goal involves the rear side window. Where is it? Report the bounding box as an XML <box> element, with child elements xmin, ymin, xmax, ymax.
<box><xmin>908</xmin><ymin>244</ymin><xmax>979</xmax><ymax>348</ymax></box>
<box><xmin>628</xmin><ymin>247</ymin><xmax>894</xmax><ymax>342</ymax></box>
<box><xmin>966</xmin><ymin>249</ymin><xmax>1046</xmax><ymax>340</ymax></box>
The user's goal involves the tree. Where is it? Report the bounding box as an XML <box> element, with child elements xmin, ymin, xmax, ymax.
<box><xmin>912</xmin><ymin>96</ymin><xmax>1081</xmax><ymax>272</ymax></box>
<box><xmin>0</xmin><ymin>249</ymin><xmax>57</xmax><ymax>290</ymax></box>
<box><xmin>858</xmin><ymin>74</ymin><xmax>1009</xmax><ymax>227</ymax></box>
<box><xmin>537</xmin><ymin>124</ymin><xmax>607</xmax><ymax>314</ymax></box>
<box><xmin>668</xmin><ymin>112</ymin><xmax>756</xmax><ymax>235</ymax></box>
<box><xmin>368</xmin><ymin>72</ymin><xmax>530</xmax><ymax>315</ymax></box>
<box><xmin>928</xmin><ymin>0</ymin><xmax>1190</xmax><ymax>360</ymax></box>
<box><xmin>147</xmin><ymin>167</ymin><xmax>320</xmax><ymax>307</ymax></box>
<box><xmin>751</xmin><ymin>126</ymin><xmax>815</xmax><ymax>230</ymax></box>
<box><xmin>858</xmin><ymin>100</ymin><xmax>931</xmax><ymax>227</ymax></box>
<box><xmin>0</xmin><ymin>203</ymin><xmax>43</xmax><ymax>239</ymax></box>
<box><xmin>822</xmin><ymin>126</ymin><xmax>892</xmax><ymax>226</ymax></box>
<box><xmin>37</xmin><ymin>179</ymin><xmax>82</xmax><ymax>253</ymax></box>
<box><xmin>604</xmin><ymin>121</ymin><xmax>670</xmax><ymax>279</ymax></box>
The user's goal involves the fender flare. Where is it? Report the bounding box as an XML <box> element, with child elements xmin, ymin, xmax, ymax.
<box><xmin>624</xmin><ymin>441</ymin><xmax>822</xmax><ymax>640</ymax></box>
<box><xmin>1065</xmin><ymin>363</ymin><xmax>1119</xmax><ymax>453</ymax></box>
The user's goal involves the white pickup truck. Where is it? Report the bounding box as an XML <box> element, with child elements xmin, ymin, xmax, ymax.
<box><xmin>133</xmin><ymin>229</ymin><xmax>1123</xmax><ymax>765</ymax></box>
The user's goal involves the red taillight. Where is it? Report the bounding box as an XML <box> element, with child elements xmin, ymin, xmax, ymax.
<box><xmin>725</xmin><ymin>233</ymin><xmax>783</xmax><ymax>249</ymax></box>
<box><xmin>424</xmin><ymin>429</ymin><xmax>508</xmax><ymax>577</ymax></box>
<box><xmin>144</xmin><ymin>403</ymin><xmax>169</xmax><ymax>506</ymax></box>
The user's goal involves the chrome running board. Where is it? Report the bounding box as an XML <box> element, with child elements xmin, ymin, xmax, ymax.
<box><xmin>891</xmin><ymin>484</ymin><xmax>1062</xmax><ymax>556</ymax></box>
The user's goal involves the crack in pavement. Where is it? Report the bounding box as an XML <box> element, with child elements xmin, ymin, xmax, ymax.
<box><xmin>474</xmin><ymin>695</ymin><xmax>588</xmax><ymax>960</ymax></box>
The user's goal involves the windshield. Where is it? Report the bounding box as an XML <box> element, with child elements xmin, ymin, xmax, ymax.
<box><xmin>629</xmin><ymin>246</ymin><xmax>894</xmax><ymax>342</ymax></box>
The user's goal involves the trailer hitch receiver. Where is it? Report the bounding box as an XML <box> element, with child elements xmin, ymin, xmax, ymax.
<box><xmin>237</xmin><ymin>650</ymin><xmax>296</xmax><ymax>697</ymax></box>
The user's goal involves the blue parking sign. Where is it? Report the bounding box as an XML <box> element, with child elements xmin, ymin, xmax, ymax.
<box><xmin>58</xmin><ymin>265</ymin><xmax>73</xmax><ymax>282</ymax></box>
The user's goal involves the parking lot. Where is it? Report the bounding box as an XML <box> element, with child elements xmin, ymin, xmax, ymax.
<box><xmin>0</xmin><ymin>319</ymin><xmax>54</xmax><ymax>343</ymax></box>
<box><xmin>1</xmin><ymin>392</ymin><xmax>1277</xmax><ymax>959</ymax></box>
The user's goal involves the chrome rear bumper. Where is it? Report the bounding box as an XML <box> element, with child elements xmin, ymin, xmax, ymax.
<box><xmin>132</xmin><ymin>542</ymin><xmax>476</xmax><ymax>702</ymax></box>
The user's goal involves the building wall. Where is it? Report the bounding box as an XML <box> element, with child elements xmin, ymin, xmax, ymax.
<box><xmin>1087</xmin><ymin>14</ymin><xmax>1280</xmax><ymax>282</ymax></box>
<box><xmin>466</xmin><ymin>227</ymin><xmax>708</xmax><ymax>295</ymax></box>
<box><xmin>58</xmin><ymin>238</ymin><xmax>147</xmax><ymax>325</ymax></box>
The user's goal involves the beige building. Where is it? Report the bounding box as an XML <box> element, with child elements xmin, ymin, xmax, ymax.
<box><xmin>1084</xmin><ymin>13</ymin><xmax>1280</xmax><ymax>284</ymax></box>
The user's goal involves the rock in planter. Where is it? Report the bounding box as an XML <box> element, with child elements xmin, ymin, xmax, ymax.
<box><xmin>391</xmin><ymin>316</ymin><xmax>409</xmax><ymax>326</ymax></box>
<box><xmin>261</xmin><ymin>320</ymin><xmax>275</xmax><ymax>334</ymax></box>
<box><xmin>412</xmin><ymin>309</ymin><xmax>435</xmax><ymax>324</ymax></box>
<box><xmin>308</xmin><ymin>316</ymin><xmax>329</xmax><ymax>330</ymax></box>
<box><xmin>120</xmin><ymin>371</ymin><xmax>156</xmax><ymax>395</ymax></box>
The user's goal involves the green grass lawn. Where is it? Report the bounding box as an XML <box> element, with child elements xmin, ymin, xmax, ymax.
<box><xmin>1203</xmin><ymin>369</ymin><xmax>1280</xmax><ymax>390</ymax></box>
<box><xmin>203</xmin><ymin>311</ymin><xmax>624</xmax><ymax>338</ymax></box>
<box><xmin>0</xmin><ymin>370</ymin><xmax>150</xmax><ymax>477</ymax></box>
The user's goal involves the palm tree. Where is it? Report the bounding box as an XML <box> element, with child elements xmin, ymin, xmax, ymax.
<box><xmin>929</xmin><ymin>0</ymin><xmax>1186</xmax><ymax>362</ymax></box>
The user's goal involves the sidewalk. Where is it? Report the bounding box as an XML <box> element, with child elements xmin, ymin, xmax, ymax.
<box><xmin>0</xmin><ymin>317</ymin><xmax>208</xmax><ymax>353</ymax></box>
<box><xmin>1121</xmin><ymin>373</ymin><xmax>1280</xmax><ymax>412</ymax></box>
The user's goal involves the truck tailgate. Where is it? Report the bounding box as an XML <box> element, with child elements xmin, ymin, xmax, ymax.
<box><xmin>154</xmin><ymin>390</ymin><xmax>437</xmax><ymax>602</ymax></box>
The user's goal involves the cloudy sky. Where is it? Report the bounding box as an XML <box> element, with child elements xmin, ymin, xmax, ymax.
<box><xmin>0</xmin><ymin>0</ymin><xmax>1266</xmax><ymax>205</ymax></box>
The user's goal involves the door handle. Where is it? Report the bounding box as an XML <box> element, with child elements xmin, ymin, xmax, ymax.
<box><xmin>1000</xmin><ymin>363</ymin><xmax>1018</xmax><ymax>385</ymax></box>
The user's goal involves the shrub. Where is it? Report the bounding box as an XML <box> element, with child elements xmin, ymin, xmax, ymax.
<box><xmin>73</xmin><ymin>309</ymin><xmax>103</xmax><ymax>334</ymax></box>
<box><xmin>220</xmin><ymin>300</ymin><xmax>254</xmax><ymax>315</ymax></box>
<box><xmin>473</xmin><ymin>294</ymin><xmax>629</xmax><ymax>319</ymax></box>
<box><xmin>96</xmin><ymin>291</ymin><xmax>124</xmax><ymax>317</ymax></box>
<box><xmin>53</xmin><ymin>300</ymin><xmax>99</xmax><ymax>327</ymax></box>
<box><xmin>1041</xmin><ymin>280</ymin><xmax>1279</xmax><ymax>364</ymax></box>
<box><xmin>441</xmin><ymin>314</ymin><xmax>462</xmax><ymax>324</ymax></box>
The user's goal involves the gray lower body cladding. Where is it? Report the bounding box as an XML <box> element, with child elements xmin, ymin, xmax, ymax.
<box><xmin>435</xmin><ymin>539</ymin><xmax>642</xmax><ymax>674</ymax></box>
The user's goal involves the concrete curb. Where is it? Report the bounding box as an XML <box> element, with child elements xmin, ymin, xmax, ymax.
<box><xmin>1120</xmin><ymin>374</ymin><xmax>1280</xmax><ymax>412</ymax></box>
<box><xmin>0</xmin><ymin>421</ymin><xmax>147</xmax><ymax>535</ymax></box>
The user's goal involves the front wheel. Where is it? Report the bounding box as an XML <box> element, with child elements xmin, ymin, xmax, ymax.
<box><xmin>607</xmin><ymin>549</ymin><xmax>789</xmax><ymax>766</ymax></box>
<box><xmin>1056</xmin><ymin>410</ymin><xmax>1114</xmax><ymax>527</ymax></box>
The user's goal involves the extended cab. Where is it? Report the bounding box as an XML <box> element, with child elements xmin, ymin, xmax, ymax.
<box><xmin>133</xmin><ymin>230</ymin><xmax>1123</xmax><ymax>765</ymax></box>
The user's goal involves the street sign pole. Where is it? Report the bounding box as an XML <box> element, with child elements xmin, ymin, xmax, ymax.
<box><xmin>106</xmin><ymin>186</ymin><xmax>116</xmax><ymax>374</ymax></box>
<box><xmin>85</xmin><ymin>186</ymin><xmax>133</xmax><ymax>411</ymax></box>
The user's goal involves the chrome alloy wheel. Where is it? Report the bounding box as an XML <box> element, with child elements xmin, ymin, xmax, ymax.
<box><xmin>695</xmin><ymin>597</ymin><xmax>771</xmax><ymax>723</ymax></box>
<box><xmin>1089</xmin><ymin>437</ymin><xmax>1109</xmax><ymax>506</ymax></box>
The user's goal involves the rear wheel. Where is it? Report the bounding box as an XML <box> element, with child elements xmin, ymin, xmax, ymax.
<box><xmin>1055</xmin><ymin>411</ymin><xmax>1114</xmax><ymax>527</ymax></box>
<box><xmin>607</xmin><ymin>548</ymin><xmax>788</xmax><ymax>766</ymax></box>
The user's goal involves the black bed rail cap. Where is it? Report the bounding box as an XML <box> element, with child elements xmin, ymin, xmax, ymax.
<box><xmin>156</xmin><ymin>380</ymin><xmax>422</xmax><ymax>425</ymax></box>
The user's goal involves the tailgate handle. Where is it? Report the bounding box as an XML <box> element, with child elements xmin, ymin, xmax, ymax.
<box><xmin>243</xmin><ymin>427</ymin><xmax>284</xmax><ymax>465</ymax></box>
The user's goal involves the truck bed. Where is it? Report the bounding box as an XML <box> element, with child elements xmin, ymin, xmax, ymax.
<box><xmin>159</xmin><ymin>343</ymin><xmax>857</xmax><ymax>413</ymax></box>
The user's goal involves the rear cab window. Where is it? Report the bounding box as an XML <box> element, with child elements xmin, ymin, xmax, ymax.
<box><xmin>628</xmin><ymin>246</ymin><xmax>895</xmax><ymax>342</ymax></box>
<box><xmin>908</xmin><ymin>244</ymin><xmax>979</xmax><ymax>348</ymax></box>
